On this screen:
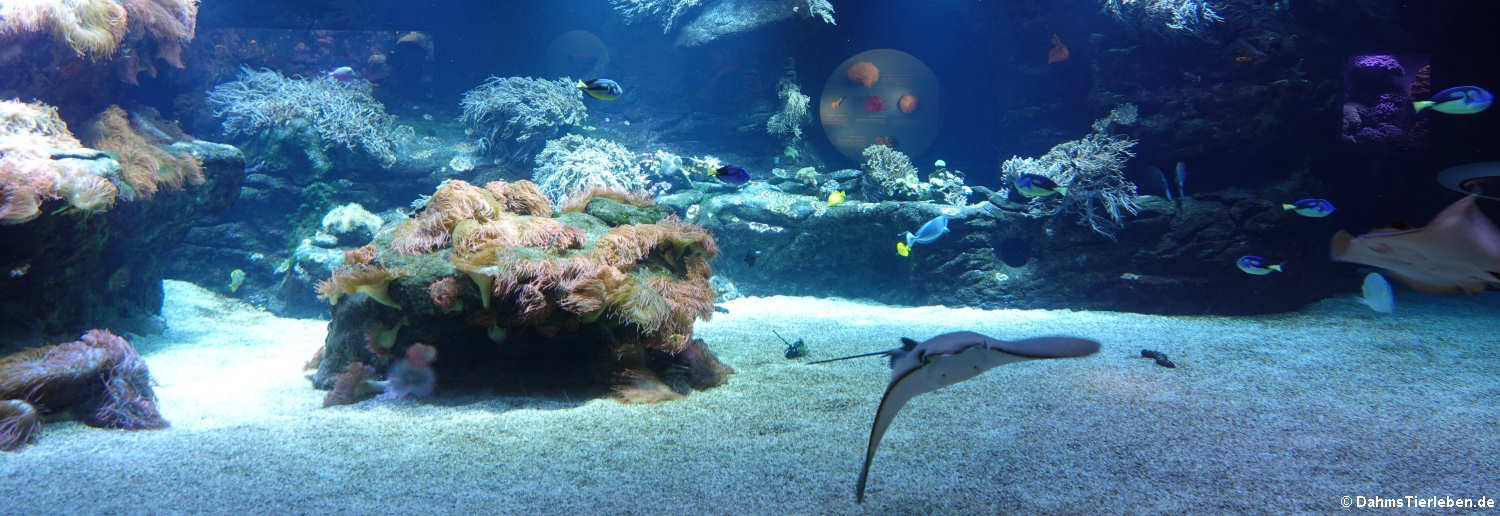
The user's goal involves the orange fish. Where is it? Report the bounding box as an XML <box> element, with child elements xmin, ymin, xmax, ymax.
<box><xmin>831</xmin><ymin>97</ymin><xmax>845</xmax><ymax>109</ymax></box>
<box><xmin>1048</xmin><ymin>34</ymin><xmax>1070</xmax><ymax>64</ymax></box>
<box><xmin>1235</xmin><ymin>55</ymin><xmax>1252</xmax><ymax>63</ymax></box>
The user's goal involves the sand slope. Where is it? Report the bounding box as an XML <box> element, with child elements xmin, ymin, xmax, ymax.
<box><xmin>1</xmin><ymin>281</ymin><xmax>1497</xmax><ymax>514</ymax></box>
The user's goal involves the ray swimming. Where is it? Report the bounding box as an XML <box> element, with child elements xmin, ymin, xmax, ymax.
<box><xmin>811</xmin><ymin>331</ymin><xmax>1100</xmax><ymax>503</ymax></box>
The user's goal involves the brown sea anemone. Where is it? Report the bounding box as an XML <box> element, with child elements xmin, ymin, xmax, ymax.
<box><xmin>559</xmin><ymin>187</ymin><xmax>656</xmax><ymax>213</ymax></box>
<box><xmin>315</xmin><ymin>262</ymin><xmax>402</xmax><ymax>309</ymax></box>
<box><xmin>484</xmin><ymin>180</ymin><xmax>552</xmax><ymax>217</ymax></box>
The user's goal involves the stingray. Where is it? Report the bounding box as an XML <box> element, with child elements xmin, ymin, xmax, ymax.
<box><xmin>810</xmin><ymin>331</ymin><xmax>1101</xmax><ymax>503</ymax></box>
<box><xmin>1330</xmin><ymin>194</ymin><xmax>1500</xmax><ymax>293</ymax></box>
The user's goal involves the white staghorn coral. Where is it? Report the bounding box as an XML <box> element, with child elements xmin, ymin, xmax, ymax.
<box><xmin>1001</xmin><ymin>133</ymin><xmax>1140</xmax><ymax>238</ymax></box>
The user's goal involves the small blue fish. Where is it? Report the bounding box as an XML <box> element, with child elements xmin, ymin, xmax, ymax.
<box><xmin>1236</xmin><ymin>255</ymin><xmax>1283</xmax><ymax>275</ymax></box>
<box><xmin>328</xmin><ymin>66</ymin><xmax>357</xmax><ymax>82</ymax></box>
<box><xmin>1013</xmin><ymin>173</ymin><xmax>1067</xmax><ymax>197</ymax></box>
<box><xmin>577</xmin><ymin>78</ymin><xmax>624</xmax><ymax>101</ymax></box>
<box><xmin>1414</xmin><ymin>86</ymin><xmax>1493</xmax><ymax>114</ymax></box>
<box><xmin>712</xmin><ymin>165</ymin><xmax>750</xmax><ymax>185</ymax></box>
<box><xmin>1282</xmin><ymin>198</ymin><xmax>1335</xmax><ymax>218</ymax></box>
<box><xmin>897</xmin><ymin>215</ymin><xmax>950</xmax><ymax>256</ymax></box>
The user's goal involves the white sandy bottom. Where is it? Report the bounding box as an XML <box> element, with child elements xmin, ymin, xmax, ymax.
<box><xmin>1</xmin><ymin>281</ymin><xmax>1498</xmax><ymax>514</ymax></box>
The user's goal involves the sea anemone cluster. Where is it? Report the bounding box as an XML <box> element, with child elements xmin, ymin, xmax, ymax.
<box><xmin>311</xmin><ymin>180</ymin><xmax>729</xmax><ymax>403</ymax></box>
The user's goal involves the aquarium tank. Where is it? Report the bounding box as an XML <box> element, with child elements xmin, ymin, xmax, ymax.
<box><xmin>2</xmin><ymin>0</ymin><xmax>1498</xmax><ymax>512</ymax></box>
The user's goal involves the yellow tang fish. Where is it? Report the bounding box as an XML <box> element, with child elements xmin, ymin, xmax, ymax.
<box><xmin>827</xmin><ymin>190</ymin><xmax>846</xmax><ymax>206</ymax></box>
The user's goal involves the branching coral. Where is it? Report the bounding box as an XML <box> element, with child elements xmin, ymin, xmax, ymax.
<box><xmin>1090</xmin><ymin>103</ymin><xmax>1139</xmax><ymax>134</ymax></box>
<box><xmin>0</xmin><ymin>99</ymin><xmax>119</xmax><ymax>223</ymax></box>
<box><xmin>533</xmin><ymin>134</ymin><xmax>645</xmax><ymax>204</ymax></box>
<box><xmin>206</xmin><ymin>67</ymin><xmax>410</xmax><ymax>167</ymax></box>
<box><xmin>459</xmin><ymin>76</ymin><xmax>586</xmax><ymax>160</ymax></box>
<box><xmin>1001</xmin><ymin>132</ymin><xmax>1140</xmax><ymax>238</ymax></box>
<box><xmin>609</xmin><ymin>0</ymin><xmax>703</xmax><ymax>33</ymax></box>
<box><xmin>1102</xmin><ymin>0</ymin><xmax>1223</xmax><ymax>35</ymax></box>
<box><xmin>767</xmin><ymin>77</ymin><xmax>810</xmax><ymax>144</ymax></box>
<box><xmin>0</xmin><ymin>329</ymin><xmax>168</xmax><ymax>451</ymax></box>
<box><xmin>860</xmin><ymin>144</ymin><xmax>924</xmax><ymax>201</ymax></box>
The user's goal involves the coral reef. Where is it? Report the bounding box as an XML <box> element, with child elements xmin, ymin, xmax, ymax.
<box><xmin>312</xmin><ymin>180</ymin><xmax>727</xmax><ymax>403</ymax></box>
<box><xmin>668</xmin><ymin>180</ymin><xmax>1339</xmax><ymax>315</ymax></box>
<box><xmin>532</xmin><ymin>134</ymin><xmax>645</xmax><ymax>204</ymax></box>
<box><xmin>1340</xmin><ymin>55</ymin><xmax>1424</xmax><ymax>149</ymax></box>
<box><xmin>206</xmin><ymin>67</ymin><xmax>411</xmax><ymax>168</ymax></box>
<box><xmin>0</xmin><ymin>99</ymin><xmax>124</xmax><ymax>224</ymax></box>
<box><xmin>1001</xmin><ymin>132</ymin><xmax>1140</xmax><ymax>238</ymax></box>
<box><xmin>0</xmin><ymin>115</ymin><xmax>242</xmax><ymax>342</ymax></box>
<box><xmin>459</xmin><ymin>76</ymin><xmax>587</xmax><ymax>162</ymax></box>
<box><xmin>0</xmin><ymin>329</ymin><xmax>168</xmax><ymax>451</ymax></box>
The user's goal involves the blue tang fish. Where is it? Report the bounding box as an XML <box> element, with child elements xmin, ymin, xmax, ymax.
<box><xmin>1414</xmin><ymin>86</ymin><xmax>1493</xmax><ymax>114</ymax></box>
<box><xmin>1282</xmin><ymin>198</ymin><xmax>1335</xmax><ymax>218</ymax></box>
<box><xmin>896</xmin><ymin>215</ymin><xmax>950</xmax><ymax>257</ymax></box>
<box><xmin>712</xmin><ymin>165</ymin><xmax>750</xmax><ymax>185</ymax></box>
<box><xmin>1236</xmin><ymin>255</ymin><xmax>1283</xmax><ymax>275</ymax></box>
<box><xmin>577</xmin><ymin>78</ymin><xmax>624</xmax><ymax>101</ymax></box>
<box><xmin>1013</xmin><ymin>173</ymin><xmax>1067</xmax><ymax>197</ymax></box>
